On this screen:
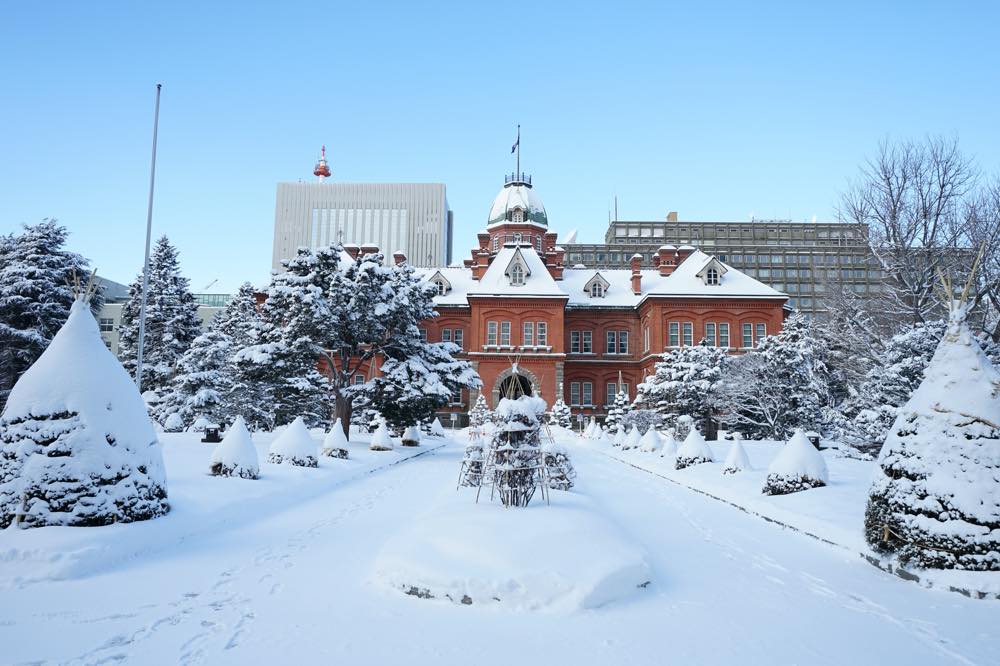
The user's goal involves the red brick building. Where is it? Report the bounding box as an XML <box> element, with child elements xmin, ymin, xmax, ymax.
<box><xmin>418</xmin><ymin>173</ymin><xmax>788</xmax><ymax>425</ymax></box>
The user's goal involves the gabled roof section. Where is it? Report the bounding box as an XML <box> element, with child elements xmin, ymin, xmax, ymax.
<box><xmin>646</xmin><ymin>250</ymin><xmax>786</xmax><ymax>299</ymax></box>
<box><xmin>429</xmin><ymin>270</ymin><xmax>452</xmax><ymax>293</ymax></box>
<box><xmin>583</xmin><ymin>272</ymin><xmax>611</xmax><ymax>296</ymax></box>
<box><xmin>694</xmin><ymin>256</ymin><xmax>729</xmax><ymax>283</ymax></box>
<box><xmin>469</xmin><ymin>245</ymin><xmax>564</xmax><ymax>298</ymax></box>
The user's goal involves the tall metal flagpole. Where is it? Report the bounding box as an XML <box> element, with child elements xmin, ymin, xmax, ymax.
<box><xmin>515</xmin><ymin>124</ymin><xmax>520</xmax><ymax>177</ymax></box>
<box><xmin>135</xmin><ymin>83</ymin><xmax>162</xmax><ymax>392</ymax></box>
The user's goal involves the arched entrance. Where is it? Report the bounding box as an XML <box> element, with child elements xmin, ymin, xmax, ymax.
<box><xmin>498</xmin><ymin>374</ymin><xmax>532</xmax><ymax>400</ymax></box>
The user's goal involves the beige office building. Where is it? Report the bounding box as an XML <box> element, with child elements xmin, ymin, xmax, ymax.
<box><xmin>272</xmin><ymin>182</ymin><xmax>453</xmax><ymax>269</ymax></box>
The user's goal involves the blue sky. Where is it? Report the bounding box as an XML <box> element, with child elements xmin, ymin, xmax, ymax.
<box><xmin>2</xmin><ymin>1</ymin><xmax>998</xmax><ymax>292</ymax></box>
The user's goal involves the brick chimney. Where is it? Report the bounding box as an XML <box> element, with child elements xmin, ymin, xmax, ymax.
<box><xmin>630</xmin><ymin>253</ymin><xmax>643</xmax><ymax>294</ymax></box>
<box><xmin>676</xmin><ymin>244</ymin><xmax>695</xmax><ymax>265</ymax></box>
<box><xmin>392</xmin><ymin>250</ymin><xmax>407</xmax><ymax>266</ymax></box>
<box><xmin>359</xmin><ymin>243</ymin><xmax>379</xmax><ymax>257</ymax></box>
<box><xmin>657</xmin><ymin>245</ymin><xmax>678</xmax><ymax>276</ymax></box>
<box><xmin>343</xmin><ymin>243</ymin><xmax>360</xmax><ymax>260</ymax></box>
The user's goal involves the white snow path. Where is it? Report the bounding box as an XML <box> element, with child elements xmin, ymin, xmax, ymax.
<box><xmin>2</xmin><ymin>441</ymin><xmax>998</xmax><ymax>665</ymax></box>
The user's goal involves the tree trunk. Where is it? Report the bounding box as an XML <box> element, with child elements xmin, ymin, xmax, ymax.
<box><xmin>332</xmin><ymin>387</ymin><xmax>353</xmax><ymax>436</ymax></box>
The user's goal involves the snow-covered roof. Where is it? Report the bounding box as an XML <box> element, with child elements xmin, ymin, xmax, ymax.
<box><xmin>419</xmin><ymin>248</ymin><xmax>785</xmax><ymax>307</ymax></box>
<box><xmin>487</xmin><ymin>183</ymin><xmax>547</xmax><ymax>228</ymax></box>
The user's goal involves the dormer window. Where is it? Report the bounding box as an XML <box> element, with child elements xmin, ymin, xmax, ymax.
<box><xmin>590</xmin><ymin>282</ymin><xmax>605</xmax><ymax>298</ymax></box>
<box><xmin>429</xmin><ymin>271</ymin><xmax>451</xmax><ymax>296</ymax></box>
<box><xmin>511</xmin><ymin>263</ymin><xmax>525</xmax><ymax>286</ymax></box>
<box><xmin>513</xmin><ymin>232</ymin><xmax>522</xmax><ymax>243</ymax></box>
<box><xmin>434</xmin><ymin>280</ymin><xmax>447</xmax><ymax>295</ymax></box>
<box><xmin>696</xmin><ymin>257</ymin><xmax>728</xmax><ymax>286</ymax></box>
<box><xmin>583</xmin><ymin>272</ymin><xmax>611</xmax><ymax>299</ymax></box>
<box><xmin>706</xmin><ymin>268</ymin><xmax>720</xmax><ymax>285</ymax></box>
<box><xmin>511</xmin><ymin>208</ymin><xmax>524</xmax><ymax>223</ymax></box>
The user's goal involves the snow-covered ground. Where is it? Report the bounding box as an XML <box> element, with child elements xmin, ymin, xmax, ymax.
<box><xmin>2</xmin><ymin>429</ymin><xmax>999</xmax><ymax>665</ymax></box>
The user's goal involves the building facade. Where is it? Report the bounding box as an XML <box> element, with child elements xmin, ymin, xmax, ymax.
<box><xmin>563</xmin><ymin>214</ymin><xmax>880</xmax><ymax>316</ymax></box>
<box><xmin>272</xmin><ymin>181</ymin><xmax>453</xmax><ymax>270</ymax></box>
<box><xmin>410</xmin><ymin>175</ymin><xmax>789</xmax><ymax>425</ymax></box>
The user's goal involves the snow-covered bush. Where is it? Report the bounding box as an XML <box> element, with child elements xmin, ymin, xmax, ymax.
<box><xmin>612</xmin><ymin>427</ymin><xmax>626</xmax><ymax>448</ymax></box>
<box><xmin>482</xmin><ymin>395</ymin><xmax>546</xmax><ymax>507</ymax></box>
<box><xmin>674</xmin><ymin>428</ymin><xmax>714</xmax><ymax>470</ymax></box>
<box><xmin>659</xmin><ymin>429</ymin><xmax>678</xmax><ymax>458</ymax></box>
<box><xmin>401</xmin><ymin>425</ymin><xmax>421</xmax><ymax>447</ymax></box>
<box><xmin>674</xmin><ymin>415</ymin><xmax>694</xmax><ymax>442</ymax></box>
<box><xmin>634</xmin><ymin>341</ymin><xmax>725</xmax><ymax>433</ymax></box>
<box><xmin>543</xmin><ymin>441</ymin><xmax>576</xmax><ymax>491</ymax></box>
<box><xmin>638</xmin><ymin>428</ymin><xmax>661</xmax><ymax>453</ymax></box>
<box><xmin>370</xmin><ymin>421</ymin><xmax>395</xmax><ymax>451</ymax></box>
<box><xmin>0</xmin><ymin>299</ymin><xmax>169</xmax><ymax>528</ymax></box>
<box><xmin>428</xmin><ymin>418</ymin><xmax>447</xmax><ymax>438</ymax></box>
<box><xmin>469</xmin><ymin>394</ymin><xmax>492</xmax><ymax>427</ymax></box>
<box><xmin>865</xmin><ymin>304</ymin><xmax>1000</xmax><ymax>570</ymax></box>
<box><xmin>459</xmin><ymin>438</ymin><xmax>485</xmax><ymax>487</ymax></box>
<box><xmin>210</xmin><ymin>416</ymin><xmax>259</xmax><ymax>479</ymax></box>
<box><xmin>267</xmin><ymin>417</ymin><xmax>318</xmax><ymax>467</ymax></box>
<box><xmin>622</xmin><ymin>409</ymin><xmax>663</xmax><ymax>436</ymax></box>
<box><xmin>622</xmin><ymin>427</ymin><xmax>642</xmax><ymax>451</ymax></box>
<box><xmin>722</xmin><ymin>440</ymin><xmax>751</xmax><ymax>475</ymax></box>
<box><xmin>321</xmin><ymin>418</ymin><xmax>349</xmax><ymax>459</ymax></box>
<box><xmin>762</xmin><ymin>430</ymin><xmax>828</xmax><ymax>495</ymax></box>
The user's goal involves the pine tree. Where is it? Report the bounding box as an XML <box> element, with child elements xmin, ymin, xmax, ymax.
<box><xmin>634</xmin><ymin>341</ymin><xmax>726</xmax><ymax>433</ymax></box>
<box><xmin>865</xmin><ymin>300</ymin><xmax>1000</xmax><ymax>570</ymax></box>
<box><xmin>674</xmin><ymin>427</ymin><xmax>714</xmax><ymax>470</ymax></box>
<box><xmin>605</xmin><ymin>376</ymin><xmax>632</xmax><ymax>434</ymax></box>
<box><xmin>118</xmin><ymin>236</ymin><xmax>201</xmax><ymax>397</ymax></box>
<box><xmin>0</xmin><ymin>297</ymin><xmax>168</xmax><ymax>528</ymax></box>
<box><xmin>469</xmin><ymin>394</ymin><xmax>492</xmax><ymax>427</ymax></box>
<box><xmin>156</xmin><ymin>329</ymin><xmax>233</xmax><ymax>431</ymax></box>
<box><xmin>481</xmin><ymin>396</ymin><xmax>547</xmax><ymax>507</ymax></box>
<box><xmin>548</xmin><ymin>389</ymin><xmax>572</xmax><ymax>429</ymax></box>
<box><xmin>0</xmin><ymin>220</ymin><xmax>100</xmax><ymax>410</ymax></box>
<box><xmin>217</xmin><ymin>284</ymin><xmax>271</xmax><ymax>430</ymax></box>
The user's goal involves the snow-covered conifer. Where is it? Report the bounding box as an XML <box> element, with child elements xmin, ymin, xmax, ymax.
<box><xmin>623</xmin><ymin>426</ymin><xmax>642</xmax><ymax>451</ymax></box>
<box><xmin>605</xmin><ymin>382</ymin><xmax>632</xmax><ymax>434</ymax></box>
<box><xmin>469</xmin><ymin>394</ymin><xmax>492</xmax><ymax>427</ymax></box>
<box><xmin>634</xmin><ymin>341</ymin><xmax>726</xmax><ymax>432</ymax></box>
<box><xmin>481</xmin><ymin>395</ymin><xmax>546</xmax><ymax>507</ymax></box>
<box><xmin>674</xmin><ymin>428</ymin><xmax>714</xmax><ymax>470</ymax></box>
<box><xmin>321</xmin><ymin>418</ymin><xmax>350</xmax><ymax>459</ymax></box>
<box><xmin>369</xmin><ymin>420</ymin><xmax>395</xmax><ymax>451</ymax></box>
<box><xmin>0</xmin><ymin>298</ymin><xmax>168</xmax><ymax>528</ymax></box>
<box><xmin>118</xmin><ymin>236</ymin><xmax>201</xmax><ymax>396</ymax></box>
<box><xmin>0</xmin><ymin>221</ymin><xmax>100</xmax><ymax>410</ymax></box>
<box><xmin>612</xmin><ymin>427</ymin><xmax>626</xmax><ymax>448</ymax></box>
<box><xmin>156</xmin><ymin>329</ymin><xmax>232</xmax><ymax>431</ymax></box>
<box><xmin>549</xmin><ymin>393</ymin><xmax>572</xmax><ymax>429</ymax></box>
<box><xmin>639</xmin><ymin>427</ymin><xmax>661</xmax><ymax>453</ymax></box>
<box><xmin>722</xmin><ymin>440</ymin><xmax>751</xmax><ymax>475</ymax></box>
<box><xmin>459</xmin><ymin>439</ymin><xmax>485</xmax><ymax>487</ymax></box>
<box><xmin>210</xmin><ymin>416</ymin><xmax>259</xmax><ymax>479</ymax></box>
<box><xmin>762</xmin><ymin>430</ymin><xmax>828</xmax><ymax>495</ymax></box>
<box><xmin>267</xmin><ymin>417</ymin><xmax>318</xmax><ymax>467</ymax></box>
<box><xmin>401</xmin><ymin>425</ymin><xmax>421</xmax><ymax>447</ymax></box>
<box><xmin>659</xmin><ymin>429</ymin><xmax>678</xmax><ymax>458</ymax></box>
<box><xmin>429</xmin><ymin>418</ymin><xmax>447</xmax><ymax>438</ymax></box>
<box><xmin>865</xmin><ymin>300</ymin><xmax>1000</xmax><ymax>570</ymax></box>
<box><xmin>543</xmin><ymin>440</ymin><xmax>576</xmax><ymax>491</ymax></box>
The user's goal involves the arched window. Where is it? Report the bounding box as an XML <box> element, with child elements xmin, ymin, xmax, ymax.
<box><xmin>511</xmin><ymin>208</ymin><xmax>524</xmax><ymax>223</ymax></box>
<box><xmin>590</xmin><ymin>282</ymin><xmax>605</xmax><ymax>298</ymax></box>
<box><xmin>535</xmin><ymin>235</ymin><xmax>543</xmax><ymax>252</ymax></box>
<box><xmin>511</xmin><ymin>263</ymin><xmax>525</xmax><ymax>286</ymax></box>
<box><xmin>513</xmin><ymin>232</ymin><xmax>522</xmax><ymax>243</ymax></box>
<box><xmin>706</xmin><ymin>268</ymin><xmax>720</xmax><ymax>285</ymax></box>
<box><xmin>433</xmin><ymin>279</ymin><xmax>446</xmax><ymax>295</ymax></box>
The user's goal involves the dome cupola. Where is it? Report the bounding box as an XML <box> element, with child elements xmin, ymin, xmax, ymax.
<box><xmin>488</xmin><ymin>173</ymin><xmax>548</xmax><ymax>228</ymax></box>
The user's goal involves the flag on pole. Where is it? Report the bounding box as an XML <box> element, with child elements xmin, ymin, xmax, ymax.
<box><xmin>511</xmin><ymin>126</ymin><xmax>520</xmax><ymax>153</ymax></box>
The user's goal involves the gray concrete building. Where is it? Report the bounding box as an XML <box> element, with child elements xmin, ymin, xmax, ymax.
<box><xmin>272</xmin><ymin>182</ymin><xmax>453</xmax><ymax>269</ymax></box>
<box><xmin>563</xmin><ymin>214</ymin><xmax>882</xmax><ymax>315</ymax></box>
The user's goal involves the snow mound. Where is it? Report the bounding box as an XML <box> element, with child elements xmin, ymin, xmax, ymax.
<box><xmin>623</xmin><ymin>427</ymin><xmax>642</xmax><ymax>451</ymax></box>
<box><xmin>210</xmin><ymin>416</ymin><xmax>259</xmax><ymax>479</ymax></box>
<box><xmin>763</xmin><ymin>429</ymin><xmax>828</xmax><ymax>495</ymax></box>
<box><xmin>659</xmin><ymin>431</ymin><xmax>678</xmax><ymax>458</ymax></box>
<box><xmin>675</xmin><ymin>428</ymin><xmax>713</xmax><ymax>470</ymax></box>
<box><xmin>722</xmin><ymin>440</ymin><xmax>751</xmax><ymax>475</ymax></box>
<box><xmin>0</xmin><ymin>300</ymin><xmax>168</xmax><ymax>528</ymax></box>
<box><xmin>639</xmin><ymin>428</ymin><xmax>661</xmax><ymax>453</ymax></box>
<box><xmin>321</xmin><ymin>419</ymin><xmax>349</xmax><ymax>459</ymax></box>
<box><xmin>370</xmin><ymin>421</ymin><xmax>395</xmax><ymax>451</ymax></box>
<box><xmin>612</xmin><ymin>427</ymin><xmax>626</xmax><ymax>448</ymax></box>
<box><xmin>373</xmin><ymin>490</ymin><xmax>651</xmax><ymax>612</ymax></box>
<box><xmin>267</xmin><ymin>417</ymin><xmax>318</xmax><ymax>467</ymax></box>
<box><xmin>401</xmin><ymin>425</ymin><xmax>421</xmax><ymax>447</ymax></box>
<box><xmin>428</xmin><ymin>418</ymin><xmax>447</xmax><ymax>438</ymax></box>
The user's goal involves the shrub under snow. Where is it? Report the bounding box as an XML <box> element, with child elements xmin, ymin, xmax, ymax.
<box><xmin>0</xmin><ymin>300</ymin><xmax>169</xmax><ymax>528</ymax></box>
<box><xmin>543</xmin><ymin>440</ymin><xmax>576</xmax><ymax>491</ymax></box>
<box><xmin>722</xmin><ymin>440</ymin><xmax>751</xmax><ymax>475</ymax></box>
<box><xmin>639</xmin><ymin>428</ymin><xmax>661</xmax><ymax>453</ymax></box>
<box><xmin>762</xmin><ymin>429</ymin><xmax>828</xmax><ymax>495</ymax></box>
<box><xmin>401</xmin><ymin>425</ymin><xmax>421</xmax><ymax>447</ymax></box>
<box><xmin>321</xmin><ymin>419</ymin><xmax>349</xmax><ymax>459</ymax></box>
<box><xmin>612</xmin><ymin>428</ymin><xmax>626</xmax><ymax>448</ymax></box>
<box><xmin>210</xmin><ymin>416</ymin><xmax>259</xmax><ymax>479</ymax></box>
<box><xmin>674</xmin><ymin>428</ymin><xmax>713</xmax><ymax>470</ymax></box>
<box><xmin>865</xmin><ymin>305</ymin><xmax>1000</xmax><ymax>571</ymax></box>
<box><xmin>623</xmin><ymin>427</ymin><xmax>642</xmax><ymax>451</ymax></box>
<box><xmin>370</xmin><ymin>421</ymin><xmax>395</xmax><ymax>451</ymax></box>
<box><xmin>267</xmin><ymin>417</ymin><xmax>318</xmax><ymax>467</ymax></box>
<box><xmin>659</xmin><ymin>430</ymin><xmax>678</xmax><ymax>458</ymax></box>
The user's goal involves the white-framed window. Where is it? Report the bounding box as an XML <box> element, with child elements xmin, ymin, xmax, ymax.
<box><xmin>450</xmin><ymin>387</ymin><xmax>462</xmax><ymax>405</ymax></box>
<box><xmin>682</xmin><ymin>322</ymin><xmax>693</xmax><ymax>346</ymax></box>
<box><xmin>570</xmin><ymin>382</ymin><xmax>581</xmax><ymax>406</ymax></box>
<box><xmin>419</xmin><ymin>328</ymin><xmax>427</xmax><ymax>342</ymax></box>
<box><xmin>454</xmin><ymin>329</ymin><xmax>464</xmax><ymax>349</ymax></box>
<box><xmin>606</xmin><ymin>382</ymin><xmax>618</xmax><ymax>405</ymax></box>
<box><xmin>535</xmin><ymin>236</ymin><xmax>543</xmax><ymax>252</ymax></box>
<box><xmin>513</xmin><ymin>231</ymin><xmax>522</xmax><ymax>243</ymax></box>
<box><xmin>606</xmin><ymin>330</ymin><xmax>616</xmax><ymax>354</ymax></box>
<box><xmin>442</xmin><ymin>329</ymin><xmax>452</xmax><ymax>343</ymax></box>
<box><xmin>510</xmin><ymin>263</ymin><xmax>525</xmax><ymax>286</ymax></box>
<box><xmin>705</xmin><ymin>322</ymin><xmax>716</xmax><ymax>346</ymax></box>
<box><xmin>755</xmin><ymin>323</ymin><xmax>766</xmax><ymax>343</ymax></box>
<box><xmin>618</xmin><ymin>331</ymin><xmax>628</xmax><ymax>354</ymax></box>
<box><xmin>669</xmin><ymin>321</ymin><xmax>679</xmax><ymax>347</ymax></box>
<box><xmin>99</xmin><ymin>318</ymin><xmax>114</xmax><ymax>333</ymax></box>
<box><xmin>433</xmin><ymin>279</ymin><xmax>447</xmax><ymax>295</ymax></box>
<box><xmin>487</xmin><ymin>321</ymin><xmax>498</xmax><ymax>346</ymax></box>
<box><xmin>706</xmin><ymin>268</ymin><xmax>720</xmax><ymax>285</ymax></box>
<box><xmin>500</xmin><ymin>321</ymin><xmax>512</xmax><ymax>346</ymax></box>
<box><xmin>582</xmin><ymin>331</ymin><xmax>592</xmax><ymax>353</ymax></box>
<box><xmin>511</xmin><ymin>208</ymin><xmax>524</xmax><ymax>224</ymax></box>
<box><xmin>644</xmin><ymin>326</ymin><xmax>650</xmax><ymax>352</ymax></box>
<box><xmin>537</xmin><ymin>322</ymin><xmax>547</xmax><ymax>346</ymax></box>
<box><xmin>582</xmin><ymin>382</ymin><xmax>593</xmax><ymax>406</ymax></box>
<box><xmin>571</xmin><ymin>331</ymin><xmax>581</xmax><ymax>353</ymax></box>
<box><xmin>719</xmin><ymin>323</ymin><xmax>730</xmax><ymax>348</ymax></box>
<box><xmin>492</xmin><ymin>236</ymin><xmax>499</xmax><ymax>252</ymax></box>
<box><xmin>742</xmin><ymin>323</ymin><xmax>753</xmax><ymax>348</ymax></box>
<box><xmin>354</xmin><ymin>374</ymin><xmax>366</xmax><ymax>386</ymax></box>
<box><xmin>523</xmin><ymin>321</ymin><xmax>534</xmax><ymax>346</ymax></box>
<box><xmin>590</xmin><ymin>282</ymin><xmax>605</xmax><ymax>298</ymax></box>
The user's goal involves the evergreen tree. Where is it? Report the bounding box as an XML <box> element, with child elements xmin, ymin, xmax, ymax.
<box><xmin>156</xmin><ymin>328</ymin><xmax>232</xmax><ymax>431</ymax></box>
<box><xmin>762</xmin><ymin>429</ymin><xmax>829</xmax><ymax>495</ymax></box>
<box><xmin>865</xmin><ymin>301</ymin><xmax>1000</xmax><ymax>570</ymax></box>
<box><xmin>469</xmin><ymin>394</ymin><xmax>492</xmax><ymax>427</ymax></box>
<box><xmin>605</xmin><ymin>374</ymin><xmax>632</xmax><ymax>434</ymax></box>
<box><xmin>634</xmin><ymin>341</ymin><xmax>726</xmax><ymax>432</ymax></box>
<box><xmin>0</xmin><ymin>220</ymin><xmax>100</xmax><ymax>410</ymax></box>
<box><xmin>548</xmin><ymin>395</ymin><xmax>572</xmax><ymax>429</ymax></box>
<box><xmin>118</xmin><ymin>236</ymin><xmax>201</xmax><ymax>397</ymax></box>
<box><xmin>215</xmin><ymin>284</ymin><xmax>271</xmax><ymax>429</ymax></box>
<box><xmin>481</xmin><ymin>395</ymin><xmax>546</xmax><ymax>507</ymax></box>
<box><xmin>543</xmin><ymin>440</ymin><xmax>576</xmax><ymax>491</ymax></box>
